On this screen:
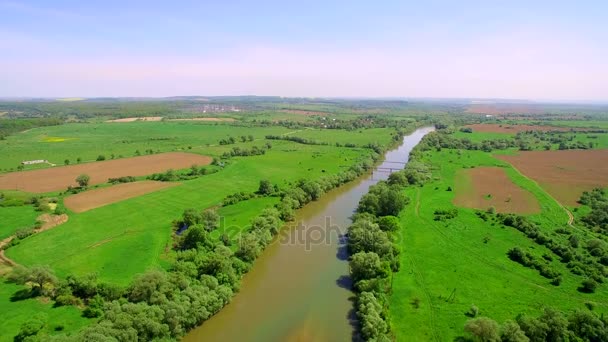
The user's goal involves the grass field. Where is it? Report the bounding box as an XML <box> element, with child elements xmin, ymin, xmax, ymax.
<box><xmin>0</xmin><ymin>122</ymin><xmax>292</xmax><ymax>171</ymax></box>
<box><xmin>390</xmin><ymin>148</ymin><xmax>608</xmax><ymax>341</ymax></box>
<box><xmin>0</xmin><ymin>206</ymin><xmax>39</xmax><ymax>240</ymax></box>
<box><xmin>0</xmin><ymin>282</ymin><xmax>90</xmax><ymax>341</ymax></box>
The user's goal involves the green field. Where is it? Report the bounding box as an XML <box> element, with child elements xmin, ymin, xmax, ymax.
<box><xmin>6</xmin><ymin>141</ymin><xmax>375</xmax><ymax>283</ymax></box>
<box><xmin>1</xmin><ymin>98</ymin><xmax>607</xmax><ymax>341</ymax></box>
<box><xmin>390</xmin><ymin>147</ymin><xmax>608</xmax><ymax>340</ymax></box>
<box><xmin>0</xmin><ymin>205</ymin><xmax>39</xmax><ymax>240</ymax></box>
<box><xmin>0</xmin><ymin>122</ymin><xmax>293</xmax><ymax>171</ymax></box>
<box><xmin>0</xmin><ymin>283</ymin><xmax>90</xmax><ymax>341</ymax></box>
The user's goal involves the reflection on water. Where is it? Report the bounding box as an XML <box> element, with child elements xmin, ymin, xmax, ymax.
<box><xmin>183</xmin><ymin>127</ymin><xmax>434</xmax><ymax>342</ymax></box>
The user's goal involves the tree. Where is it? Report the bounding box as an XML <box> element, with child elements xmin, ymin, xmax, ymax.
<box><xmin>128</xmin><ymin>270</ymin><xmax>169</xmax><ymax>304</ymax></box>
<box><xmin>181</xmin><ymin>225</ymin><xmax>213</xmax><ymax>250</ymax></box>
<box><xmin>258</xmin><ymin>180</ymin><xmax>273</xmax><ymax>195</ymax></box>
<box><xmin>83</xmin><ymin>294</ymin><xmax>105</xmax><ymax>318</ymax></box>
<box><xmin>500</xmin><ymin>320</ymin><xmax>529</xmax><ymax>342</ymax></box>
<box><xmin>464</xmin><ymin>317</ymin><xmax>500</xmax><ymax>342</ymax></box>
<box><xmin>8</xmin><ymin>265</ymin><xmax>58</xmax><ymax>296</ymax></box>
<box><xmin>567</xmin><ymin>310</ymin><xmax>608</xmax><ymax>341</ymax></box>
<box><xmin>76</xmin><ymin>174</ymin><xmax>90</xmax><ymax>187</ymax></box>
<box><xmin>378</xmin><ymin>216</ymin><xmax>400</xmax><ymax>232</ymax></box>
<box><xmin>579</xmin><ymin>279</ymin><xmax>598</xmax><ymax>293</ymax></box>
<box><xmin>235</xmin><ymin>233</ymin><xmax>261</xmax><ymax>263</ymax></box>
<box><xmin>357</xmin><ymin>292</ymin><xmax>389</xmax><ymax>340</ymax></box>
<box><xmin>96</xmin><ymin>155</ymin><xmax>106</xmax><ymax>161</ymax></box>
<box><xmin>14</xmin><ymin>316</ymin><xmax>46</xmax><ymax>342</ymax></box>
<box><xmin>181</xmin><ymin>208</ymin><xmax>201</xmax><ymax>227</ymax></box>
<box><xmin>200</xmin><ymin>209</ymin><xmax>220</xmax><ymax>232</ymax></box>
<box><xmin>64</xmin><ymin>159</ymin><xmax>70</xmax><ymax>165</ymax></box>
<box><xmin>349</xmin><ymin>252</ymin><xmax>386</xmax><ymax>282</ymax></box>
<box><xmin>387</xmin><ymin>172</ymin><xmax>408</xmax><ymax>186</ymax></box>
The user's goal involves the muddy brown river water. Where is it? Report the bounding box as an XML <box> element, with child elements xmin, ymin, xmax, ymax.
<box><xmin>183</xmin><ymin>127</ymin><xmax>434</xmax><ymax>342</ymax></box>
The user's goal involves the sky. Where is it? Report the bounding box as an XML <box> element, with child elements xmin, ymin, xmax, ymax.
<box><xmin>1</xmin><ymin>0</ymin><xmax>607</xmax><ymax>101</ymax></box>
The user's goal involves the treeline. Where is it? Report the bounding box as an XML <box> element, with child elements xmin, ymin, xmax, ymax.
<box><xmin>463</xmin><ymin>307</ymin><xmax>607</xmax><ymax>342</ymax></box>
<box><xmin>499</xmin><ymin>213</ymin><xmax>606</xmax><ymax>290</ymax></box>
<box><xmin>417</xmin><ymin>131</ymin><xmax>517</xmax><ymax>152</ymax></box>
<box><xmin>218</xmin><ymin>135</ymin><xmax>254</xmax><ymax>145</ymax></box>
<box><xmin>347</xmin><ymin>163</ymin><xmax>432</xmax><ymax>341</ymax></box>
<box><xmin>579</xmin><ymin>188</ymin><xmax>608</xmax><ymax>233</ymax></box>
<box><xmin>222</xmin><ymin>180</ymin><xmax>279</xmax><ymax>206</ymax></box>
<box><xmin>275</xmin><ymin>154</ymin><xmax>380</xmax><ymax>221</ymax></box>
<box><xmin>425</xmin><ymin>128</ymin><xmax>604</xmax><ymax>153</ymax></box>
<box><xmin>515</xmin><ymin>130</ymin><xmax>602</xmax><ymax>151</ymax></box>
<box><xmin>0</xmin><ymin>117</ymin><xmax>63</xmax><ymax>139</ymax></box>
<box><xmin>108</xmin><ymin>176</ymin><xmax>136</xmax><ymax>184</ymax></box>
<box><xmin>148</xmin><ymin>165</ymin><xmax>218</xmax><ymax>182</ymax></box>
<box><xmin>10</xmin><ymin>205</ymin><xmax>282</xmax><ymax>341</ymax></box>
<box><xmin>220</xmin><ymin>145</ymin><xmax>270</xmax><ymax>159</ymax></box>
<box><xmin>265</xmin><ymin>134</ymin><xmax>329</xmax><ymax>146</ymax></box>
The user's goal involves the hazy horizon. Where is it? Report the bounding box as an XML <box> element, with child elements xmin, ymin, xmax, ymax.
<box><xmin>1</xmin><ymin>1</ymin><xmax>607</xmax><ymax>101</ymax></box>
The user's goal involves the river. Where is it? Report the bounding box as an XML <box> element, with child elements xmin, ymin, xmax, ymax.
<box><xmin>183</xmin><ymin>126</ymin><xmax>435</xmax><ymax>342</ymax></box>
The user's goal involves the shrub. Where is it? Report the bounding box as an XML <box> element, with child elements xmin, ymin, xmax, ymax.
<box><xmin>579</xmin><ymin>279</ymin><xmax>598</xmax><ymax>293</ymax></box>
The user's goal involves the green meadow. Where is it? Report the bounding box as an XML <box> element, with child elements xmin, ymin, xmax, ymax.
<box><xmin>0</xmin><ymin>205</ymin><xmax>39</xmax><ymax>240</ymax></box>
<box><xmin>0</xmin><ymin>122</ymin><xmax>292</xmax><ymax>171</ymax></box>
<box><xmin>0</xmin><ymin>283</ymin><xmax>90</xmax><ymax>341</ymax></box>
<box><xmin>390</xmin><ymin>148</ymin><xmax>608</xmax><ymax>341</ymax></box>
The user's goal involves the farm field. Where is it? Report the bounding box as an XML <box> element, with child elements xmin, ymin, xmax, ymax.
<box><xmin>497</xmin><ymin>149</ymin><xmax>608</xmax><ymax>206</ymax></box>
<box><xmin>0</xmin><ymin>152</ymin><xmax>211</xmax><ymax>192</ymax></box>
<box><xmin>390</xmin><ymin>146</ymin><xmax>608</xmax><ymax>341</ymax></box>
<box><xmin>453</xmin><ymin>166</ymin><xmax>540</xmax><ymax>213</ymax></box>
<box><xmin>5</xmin><ymin>141</ymin><xmax>375</xmax><ymax>283</ymax></box>
<box><xmin>0</xmin><ymin>122</ymin><xmax>292</xmax><ymax>171</ymax></box>
<box><xmin>0</xmin><ymin>117</ymin><xmax>394</xmax><ymax>339</ymax></box>
<box><xmin>63</xmin><ymin>181</ymin><xmax>180</xmax><ymax>213</ymax></box>
<box><xmin>0</xmin><ymin>206</ymin><xmax>39</xmax><ymax>240</ymax></box>
<box><xmin>0</xmin><ymin>97</ymin><xmax>606</xmax><ymax>341</ymax></box>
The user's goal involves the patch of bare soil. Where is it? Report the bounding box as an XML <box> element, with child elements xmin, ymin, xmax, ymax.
<box><xmin>497</xmin><ymin>149</ymin><xmax>608</xmax><ymax>206</ymax></box>
<box><xmin>64</xmin><ymin>181</ymin><xmax>179</xmax><ymax>213</ymax></box>
<box><xmin>0</xmin><ymin>152</ymin><xmax>211</xmax><ymax>193</ymax></box>
<box><xmin>453</xmin><ymin>166</ymin><xmax>540</xmax><ymax>213</ymax></box>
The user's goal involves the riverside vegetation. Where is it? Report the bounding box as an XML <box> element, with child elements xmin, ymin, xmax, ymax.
<box><xmin>1</xmin><ymin>98</ymin><xmax>608</xmax><ymax>341</ymax></box>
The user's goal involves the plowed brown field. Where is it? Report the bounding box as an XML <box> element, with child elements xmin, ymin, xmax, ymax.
<box><xmin>64</xmin><ymin>181</ymin><xmax>179</xmax><ymax>212</ymax></box>
<box><xmin>0</xmin><ymin>152</ymin><xmax>211</xmax><ymax>193</ymax></box>
<box><xmin>497</xmin><ymin>149</ymin><xmax>608</xmax><ymax>206</ymax></box>
<box><xmin>453</xmin><ymin>166</ymin><xmax>540</xmax><ymax>213</ymax></box>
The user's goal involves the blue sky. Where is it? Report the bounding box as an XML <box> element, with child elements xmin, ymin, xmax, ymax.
<box><xmin>1</xmin><ymin>0</ymin><xmax>606</xmax><ymax>100</ymax></box>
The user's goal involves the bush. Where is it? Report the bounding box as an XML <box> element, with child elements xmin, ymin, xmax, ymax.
<box><xmin>464</xmin><ymin>317</ymin><xmax>500</xmax><ymax>342</ymax></box>
<box><xmin>579</xmin><ymin>279</ymin><xmax>598</xmax><ymax>293</ymax></box>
